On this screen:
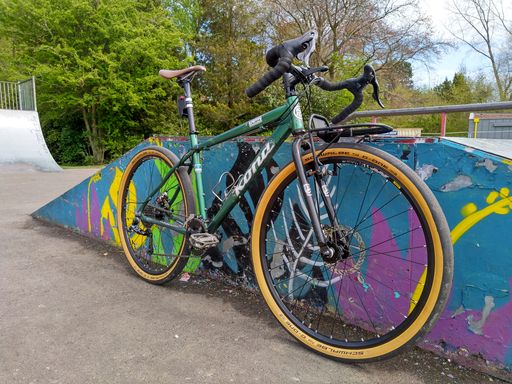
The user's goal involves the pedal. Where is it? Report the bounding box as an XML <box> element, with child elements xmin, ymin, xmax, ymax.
<box><xmin>189</xmin><ymin>233</ymin><xmax>220</xmax><ymax>251</ymax></box>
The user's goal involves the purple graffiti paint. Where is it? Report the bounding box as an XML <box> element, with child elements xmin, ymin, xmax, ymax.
<box><xmin>334</xmin><ymin>208</ymin><xmax>427</xmax><ymax>333</ymax></box>
<box><xmin>102</xmin><ymin>219</ymin><xmax>112</xmax><ymax>241</ymax></box>
<box><xmin>75</xmin><ymin>192</ymin><xmax>88</xmax><ymax>233</ymax></box>
<box><xmin>90</xmin><ymin>187</ymin><xmax>101</xmax><ymax>237</ymax></box>
<box><xmin>427</xmin><ymin>277</ymin><xmax>512</xmax><ymax>362</ymax></box>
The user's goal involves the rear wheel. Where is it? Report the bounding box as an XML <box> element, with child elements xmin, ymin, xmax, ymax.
<box><xmin>251</xmin><ymin>143</ymin><xmax>453</xmax><ymax>362</ymax></box>
<box><xmin>117</xmin><ymin>146</ymin><xmax>195</xmax><ymax>284</ymax></box>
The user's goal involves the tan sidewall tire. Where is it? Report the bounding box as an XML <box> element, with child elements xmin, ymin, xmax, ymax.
<box><xmin>117</xmin><ymin>146</ymin><xmax>195</xmax><ymax>284</ymax></box>
<box><xmin>251</xmin><ymin>144</ymin><xmax>452</xmax><ymax>361</ymax></box>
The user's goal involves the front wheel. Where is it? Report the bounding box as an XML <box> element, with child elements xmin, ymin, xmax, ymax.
<box><xmin>251</xmin><ymin>143</ymin><xmax>453</xmax><ymax>362</ymax></box>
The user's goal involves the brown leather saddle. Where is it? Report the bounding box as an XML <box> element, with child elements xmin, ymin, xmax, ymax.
<box><xmin>159</xmin><ymin>65</ymin><xmax>206</xmax><ymax>80</ymax></box>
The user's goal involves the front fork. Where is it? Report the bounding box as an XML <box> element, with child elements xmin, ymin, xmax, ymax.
<box><xmin>291</xmin><ymin>135</ymin><xmax>341</xmax><ymax>259</ymax></box>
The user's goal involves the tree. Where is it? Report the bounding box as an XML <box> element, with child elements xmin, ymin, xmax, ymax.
<box><xmin>258</xmin><ymin>0</ymin><xmax>445</xmax><ymax>123</ymax></box>
<box><xmin>0</xmin><ymin>0</ymin><xmax>186</xmax><ymax>163</ymax></box>
<box><xmin>434</xmin><ymin>71</ymin><xmax>493</xmax><ymax>103</ymax></box>
<box><xmin>264</xmin><ymin>0</ymin><xmax>443</xmax><ymax>79</ymax></box>
<box><xmin>0</xmin><ymin>38</ymin><xmax>16</xmax><ymax>79</ymax></box>
<box><xmin>449</xmin><ymin>0</ymin><xmax>512</xmax><ymax>100</ymax></box>
<box><xmin>191</xmin><ymin>0</ymin><xmax>271</xmax><ymax>133</ymax></box>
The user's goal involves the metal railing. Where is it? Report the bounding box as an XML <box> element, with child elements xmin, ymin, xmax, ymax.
<box><xmin>0</xmin><ymin>77</ymin><xmax>37</xmax><ymax>111</ymax></box>
<box><xmin>349</xmin><ymin>101</ymin><xmax>512</xmax><ymax>136</ymax></box>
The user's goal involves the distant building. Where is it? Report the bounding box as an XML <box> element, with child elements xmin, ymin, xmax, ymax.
<box><xmin>468</xmin><ymin>113</ymin><xmax>512</xmax><ymax>139</ymax></box>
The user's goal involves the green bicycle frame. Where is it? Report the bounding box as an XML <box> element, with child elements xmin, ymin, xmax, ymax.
<box><xmin>139</xmin><ymin>95</ymin><xmax>305</xmax><ymax>235</ymax></box>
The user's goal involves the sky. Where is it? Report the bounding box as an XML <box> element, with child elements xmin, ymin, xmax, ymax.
<box><xmin>412</xmin><ymin>0</ymin><xmax>492</xmax><ymax>88</ymax></box>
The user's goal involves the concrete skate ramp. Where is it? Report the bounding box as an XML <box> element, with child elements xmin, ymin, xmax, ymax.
<box><xmin>33</xmin><ymin>136</ymin><xmax>512</xmax><ymax>377</ymax></box>
<box><xmin>0</xmin><ymin>110</ymin><xmax>61</xmax><ymax>171</ymax></box>
<box><xmin>446</xmin><ymin>137</ymin><xmax>512</xmax><ymax>159</ymax></box>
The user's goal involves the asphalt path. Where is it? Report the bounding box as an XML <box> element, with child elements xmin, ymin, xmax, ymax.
<box><xmin>0</xmin><ymin>165</ymin><xmax>506</xmax><ymax>384</ymax></box>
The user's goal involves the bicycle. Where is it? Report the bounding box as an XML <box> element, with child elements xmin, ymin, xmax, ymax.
<box><xmin>117</xmin><ymin>30</ymin><xmax>453</xmax><ymax>362</ymax></box>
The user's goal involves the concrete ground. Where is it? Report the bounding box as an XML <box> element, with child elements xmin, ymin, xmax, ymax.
<box><xmin>0</xmin><ymin>165</ymin><xmax>507</xmax><ymax>384</ymax></box>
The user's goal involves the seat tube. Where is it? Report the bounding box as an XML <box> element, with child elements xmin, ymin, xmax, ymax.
<box><xmin>183</xmin><ymin>81</ymin><xmax>207</xmax><ymax>218</ymax></box>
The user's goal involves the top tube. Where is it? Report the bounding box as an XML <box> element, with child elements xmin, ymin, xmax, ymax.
<box><xmin>198</xmin><ymin>96</ymin><xmax>303</xmax><ymax>151</ymax></box>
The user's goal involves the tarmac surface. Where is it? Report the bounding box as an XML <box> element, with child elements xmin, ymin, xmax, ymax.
<box><xmin>0</xmin><ymin>165</ymin><xmax>508</xmax><ymax>384</ymax></box>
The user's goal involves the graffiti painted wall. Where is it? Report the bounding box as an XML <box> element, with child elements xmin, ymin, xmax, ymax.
<box><xmin>33</xmin><ymin>136</ymin><xmax>512</xmax><ymax>374</ymax></box>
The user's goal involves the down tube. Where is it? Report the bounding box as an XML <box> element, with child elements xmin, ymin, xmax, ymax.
<box><xmin>207</xmin><ymin>123</ymin><xmax>292</xmax><ymax>233</ymax></box>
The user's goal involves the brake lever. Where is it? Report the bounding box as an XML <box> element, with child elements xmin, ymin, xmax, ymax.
<box><xmin>360</xmin><ymin>65</ymin><xmax>384</xmax><ymax>109</ymax></box>
<box><xmin>371</xmin><ymin>77</ymin><xmax>384</xmax><ymax>108</ymax></box>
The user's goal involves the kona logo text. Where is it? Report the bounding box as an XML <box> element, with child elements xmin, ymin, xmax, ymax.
<box><xmin>234</xmin><ymin>142</ymin><xmax>275</xmax><ymax>196</ymax></box>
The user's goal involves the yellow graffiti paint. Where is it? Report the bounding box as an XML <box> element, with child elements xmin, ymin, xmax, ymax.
<box><xmin>148</xmin><ymin>137</ymin><xmax>163</xmax><ymax>147</ymax></box>
<box><xmin>460</xmin><ymin>202</ymin><xmax>478</xmax><ymax>217</ymax></box>
<box><xmin>86</xmin><ymin>168</ymin><xmax>134</xmax><ymax>246</ymax></box>
<box><xmin>99</xmin><ymin>167</ymin><xmax>124</xmax><ymax>245</ymax></box>
<box><xmin>409</xmin><ymin>269</ymin><xmax>426</xmax><ymax>314</ymax></box>
<box><xmin>410</xmin><ymin>188</ymin><xmax>512</xmax><ymax>314</ymax></box>
<box><xmin>451</xmin><ymin>188</ymin><xmax>511</xmax><ymax>244</ymax></box>
<box><xmin>124</xmin><ymin>178</ymin><xmax>146</xmax><ymax>249</ymax></box>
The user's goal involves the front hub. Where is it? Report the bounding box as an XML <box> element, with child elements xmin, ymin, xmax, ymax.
<box><xmin>321</xmin><ymin>225</ymin><xmax>351</xmax><ymax>264</ymax></box>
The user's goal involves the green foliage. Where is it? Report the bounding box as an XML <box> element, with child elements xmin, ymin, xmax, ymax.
<box><xmin>0</xmin><ymin>0</ymin><xmax>501</xmax><ymax>164</ymax></box>
<box><xmin>0</xmin><ymin>0</ymin><xmax>187</xmax><ymax>163</ymax></box>
<box><xmin>434</xmin><ymin>72</ymin><xmax>493</xmax><ymax>104</ymax></box>
<box><xmin>432</xmin><ymin>72</ymin><xmax>493</xmax><ymax>134</ymax></box>
<box><xmin>0</xmin><ymin>38</ymin><xmax>18</xmax><ymax>80</ymax></box>
<box><xmin>375</xmin><ymin>71</ymin><xmax>494</xmax><ymax>135</ymax></box>
<box><xmin>191</xmin><ymin>0</ymin><xmax>270</xmax><ymax>133</ymax></box>
<box><xmin>167</xmin><ymin>0</ymin><xmax>201</xmax><ymax>40</ymax></box>
<box><xmin>44</xmin><ymin>115</ymin><xmax>91</xmax><ymax>165</ymax></box>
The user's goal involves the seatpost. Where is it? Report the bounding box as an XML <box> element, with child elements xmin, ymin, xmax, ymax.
<box><xmin>181</xmin><ymin>79</ymin><xmax>207</xmax><ymax>218</ymax></box>
<box><xmin>181</xmin><ymin>80</ymin><xmax>197</xmax><ymax>135</ymax></box>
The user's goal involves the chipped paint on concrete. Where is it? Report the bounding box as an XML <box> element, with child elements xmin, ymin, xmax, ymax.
<box><xmin>416</xmin><ymin>164</ymin><xmax>438</xmax><ymax>181</ymax></box>
<box><xmin>476</xmin><ymin>158</ymin><xmax>498</xmax><ymax>173</ymax></box>
<box><xmin>468</xmin><ymin>295</ymin><xmax>496</xmax><ymax>335</ymax></box>
<box><xmin>440</xmin><ymin>175</ymin><xmax>473</xmax><ymax>192</ymax></box>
